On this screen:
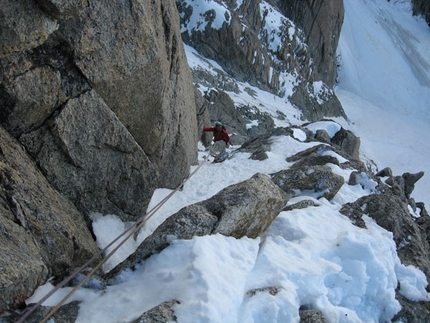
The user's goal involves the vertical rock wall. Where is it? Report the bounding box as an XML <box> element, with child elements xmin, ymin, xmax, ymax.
<box><xmin>1</xmin><ymin>0</ymin><xmax>198</xmax><ymax>222</ymax></box>
<box><xmin>275</xmin><ymin>0</ymin><xmax>344</xmax><ymax>88</ymax></box>
<box><xmin>0</xmin><ymin>0</ymin><xmax>198</xmax><ymax>312</ymax></box>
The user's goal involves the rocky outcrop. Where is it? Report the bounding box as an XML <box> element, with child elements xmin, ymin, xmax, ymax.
<box><xmin>234</xmin><ymin>123</ymin><xmax>362</xmax><ymax>168</ymax></box>
<box><xmin>274</xmin><ymin>0</ymin><xmax>344</xmax><ymax>88</ymax></box>
<box><xmin>271</xmin><ymin>165</ymin><xmax>344</xmax><ymax>201</ymax></box>
<box><xmin>339</xmin><ymin>165</ymin><xmax>430</xmax><ymax>289</ymax></box>
<box><xmin>1</xmin><ymin>301</ymin><xmax>81</xmax><ymax>323</ymax></box>
<box><xmin>299</xmin><ymin>308</ymin><xmax>326</xmax><ymax>323</ymax></box>
<box><xmin>5</xmin><ymin>123</ymin><xmax>429</xmax><ymax>321</ymax></box>
<box><xmin>393</xmin><ymin>294</ymin><xmax>430</xmax><ymax>323</ymax></box>
<box><xmin>286</xmin><ymin>142</ymin><xmax>364</xmax><ymax>171</ymax></box>
<box><xmin>0</xmin><ymin>0</ymin><xmax>198</xmax><ymax>222</ymax></box>
<box><xmin>1</xmin><ymin>0</ymin><xmax>429</xmax><ymax>321</ymax></box>
<box><xmin>177</xmin><ymin>0</ymin><xmax>346</xmax><ymax>122</ymax></box>
<box><xmin>0</xmin><ymin>125</ymin><xmax>99</xmax><ymax>313</ymax></box>
<box><xmin>54</xmin><ymin>0</ymin><xmax>198</xmax><ymax>187</ymax></box>
<box><xmin>411</xmin><ymin>0</ymin><xmax>430</xmax><ymax>26</ymax></box>
<box><xmin>330</xmin><ymin>128</ymin><xmax>361</xmax><ymax>160</ymax></box>
<box><xmin>200</xmin><ymin>89</ymin><xmax>275</xmax><ymax>146</ymax></box>
<box><xmin>0</xmin><ymin>0</ymin><xmax>198</xmax><ymax>313</ymax></box>
<box><xmin>19</xmin><ymin>90</ymin><xmax>157</xmax><ymax>222</ymax></box>
<box><xmin>130</xmin><ymin>300</ymin><xmax>180</xmax><ymax>323</ymax></box>
<box><xmin>373</xmin><ymin>167</ymin><xmax>426</xmax><ymax>206</ymax></box>
<box><xmin>106</xmin><ymin>173</ymin><xmax>288</xmax><ymax>280</ymax></box>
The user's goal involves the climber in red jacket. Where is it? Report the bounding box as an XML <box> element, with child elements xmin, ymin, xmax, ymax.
<box><xmin>203</xmin><ymin>121</ymin><xmax>230</xmax><ymax>146</ymax></box>
<box><xmin>203</xmin><ymin>121</ymin><xmax>230</xmax><ymax>162</ymax></box>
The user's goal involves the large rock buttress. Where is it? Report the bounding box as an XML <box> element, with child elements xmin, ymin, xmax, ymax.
<box><xmin>0</xmin><ymin>0</ymin><xmax>199</xmax><ymax>312</ymax></box>
<box><xmin>0</xmin><ymin>0</ymin><xmax>198</xmax><ymax>221</ymax></box>
<box><xmin>0</xmin><ymin>125</ymin><xmax>100</xmax><ymax>312</ymax></box>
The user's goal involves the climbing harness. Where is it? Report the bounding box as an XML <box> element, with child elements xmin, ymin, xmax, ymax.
<box><xmin>17</xmin><ymin>153</ymin><xmax>212</xmax><ymax>323</ymax></box>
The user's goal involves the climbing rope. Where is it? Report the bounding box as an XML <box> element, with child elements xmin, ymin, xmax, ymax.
<box><xmin>17</xmin><ymin>153</ymin><xmax>212</xmax><ymax>323</ymax></box>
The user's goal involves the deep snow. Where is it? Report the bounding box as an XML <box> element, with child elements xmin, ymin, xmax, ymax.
<box><xmin>24</xmin><ymin>1</ymin><xmax>430</xmax><ymax>323</ymax></box>
<box><xmin>336</xmin><ymin>0</ymin><xmax>430</xmax><ymax>205</ymax></box>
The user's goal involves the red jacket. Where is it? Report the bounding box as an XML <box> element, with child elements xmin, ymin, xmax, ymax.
<box><xmin>203</xmin><ymin>126</ymin><xmax>230</xmax><ymax>144</ymax></box>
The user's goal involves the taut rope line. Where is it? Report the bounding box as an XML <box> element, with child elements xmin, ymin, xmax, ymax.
<box><xmin>17</xmin><ymin>153</ymin><xmax>212</xmax><ymax>323</ymax></box>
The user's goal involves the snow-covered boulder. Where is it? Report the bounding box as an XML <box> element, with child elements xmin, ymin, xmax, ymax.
<box><xmin>106</xmin><ymin>173</ymin><xmax>288</xmax><ymax>281</ymax></box>
<box><xmin>271</xmin><ymin>165</ymin><xmax>345</xmax><ymax>201</ymax></box>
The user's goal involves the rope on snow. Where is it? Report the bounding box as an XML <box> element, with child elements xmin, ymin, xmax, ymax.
<box><xmin>17</xmin><ymin>153</ymin><xmax>212</xmax><ymax>323</ymax></box>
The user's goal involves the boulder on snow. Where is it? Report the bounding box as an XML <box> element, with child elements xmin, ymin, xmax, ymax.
<box><xmin>130</xmin><ymin>300</ymin><xmax>179</xmax><ymax>323</ymax></box>
<box><xmin>238</xmin><ymin>135</ymin><xmax>273</xmax><ymax>161</ymax></box>
<box><xmin>377</xmin><ymin>169</ymin><xmax>424</xmax><ymax>202</ymax></box>
<box><xmin>208</xmin><ymin>173</ymin><xmax>289</xmax><ymax>237</ymax></box>
<box><xmin>271</xmin><ymin>165</ymin><xmax>344</xmax><ymax>201</ymax></box>
<box><xmin>234</xmin><ymin>127</ymin><xmax>294</xmax><ymax>161</ymax></box>
<box><xmin>330</xmin><ymin>128</ymin><xmax>361</xmax><ymax>160</ymax></box>
<box><xmin>403</xmin><ymin>171</ymin><xmax>425</xmax><ymax>199</ymax></box>
<box><xmin>105</xmin><ymin>204</ymin><xmax>219</xmax><ymax>280</ymax></box>
<box><xmin>299</xmin><ymin>308</ymin><xmax>327</xmax><ymax>323</ymax></box>
<box><xmin>376</xmin><ymin>167</ymin><xmax>393</xmax><ymax>178</ymax></box>
<box><xmin>314</xmin><ymin>129</ymin><xmax>332</xmax><ymax>144</ymax></box>
<box><xmin>286</xmin><ymin>143</ymin><xmax>366</xmax><ymax>172</ymax></box>
<box><xmin>106</xmin><ymin>173</ymin><xmax>288</xmax><ymax>280</ymax></box>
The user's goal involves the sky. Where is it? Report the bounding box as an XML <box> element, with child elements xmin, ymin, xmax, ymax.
<box><xmin>24</xmin><ymin>1</ymin><xmax>430</xmax><ymax>322</ymax></box>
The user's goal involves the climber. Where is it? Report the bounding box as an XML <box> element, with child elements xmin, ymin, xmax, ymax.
<box><xmin>203</xmin><ymin>121</ymin><xmax>230</xmax><ymax>146</ymax></box>
<box><xmin>203</xmin><ymin>121</ymin><xmax>230</xmax><ymax>162</ymax></box>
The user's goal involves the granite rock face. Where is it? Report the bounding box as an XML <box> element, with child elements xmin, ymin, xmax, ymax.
<box><xmin>19</xmin><ymin>90</ymin><xmax>158</xmax><ymax>221</ymax></box>
<box><xmin>0</xmin><ymin>125</ymin><xmax>99</xmax><ymax>313</ymax></box>
<box><xmin>274</xmin><ymin>0</ymin><xmax>344</xmax><ymax>88</ymax></box>
<box><xmin>177</xmin><ymin>0</ymin><xmax>346</xmax><ymax>122</ymax></box>
<box><xmin>0</xmin><ymin>0</ymin><xmax>198</xmax><ymax>312</ymax></box>
<box><xmin>1</xmin><ymin>0</ymin><xmax>198</xmax><ymax>222</ymax></box>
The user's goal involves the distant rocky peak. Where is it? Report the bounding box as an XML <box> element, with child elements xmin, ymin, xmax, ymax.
<box><xmin>177</xmin><ymin>0</ymin><xmax>308</xmax><ymax>97</ymax></box>
<box><xmin>176</xmin><ymin>0</ymin><xmax>346</xmax><ymax>122</ymax></box>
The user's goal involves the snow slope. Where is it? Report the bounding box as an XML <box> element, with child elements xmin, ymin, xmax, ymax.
<box><xmin>336</xmin><ymin>0</ymin><xmax>430</xmax><ymax>205</ymax></box>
